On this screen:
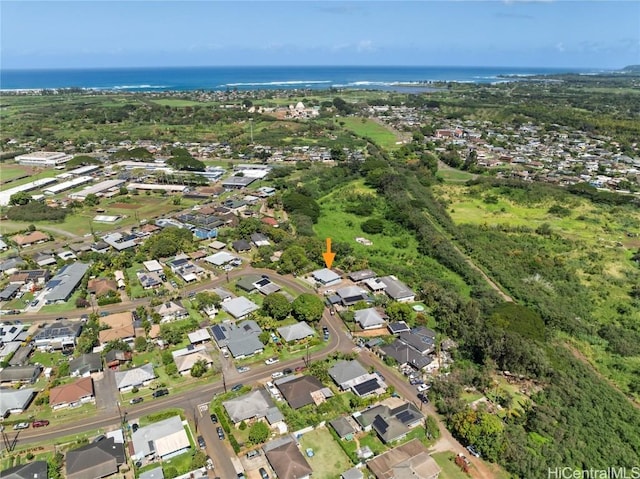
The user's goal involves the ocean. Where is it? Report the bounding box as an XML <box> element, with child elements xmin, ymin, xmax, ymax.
<box><xmin>0</xmin><ymin>65</ymin><xmax>601</xmax><ymax>92</ymax></box>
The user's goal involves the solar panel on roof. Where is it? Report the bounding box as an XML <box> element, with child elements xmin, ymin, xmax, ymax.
<box><xmin>211</xmin><ymin>325</ymin><xmax>226</xmax><ymax>341</ymax></box>
<box><xmin>372</xmin><ymin>416</ymin><xmax>389</xmax><ymax>433</ymax></box>
<box><xmin>396</xmin><ymin>410</ymin><xmax>416</xmax><ymax>424</ymax></box>
<box><xmin>353</xmin><ymin>378</ymin><xmax>380</xmax><ymax>396</ymax></box>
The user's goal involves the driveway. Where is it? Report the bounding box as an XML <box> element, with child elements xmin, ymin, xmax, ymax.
<box><xmin>94</xmin><ymin>368</ymin><xmax>117</xmax><ymax>412</ymax></box>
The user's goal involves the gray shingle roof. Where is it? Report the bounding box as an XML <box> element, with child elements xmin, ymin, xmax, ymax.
<box><xmin>223</xmin><ymin>389</ymin><xmax>275</xmax><ymax>423</ymax></box>
<box><xmin>277</xmin><ymin>322</ymin><xmax>315</xmax><ymax>342</ymax></box>
<box><xmin>328</xmin><ymin>360</ymin><xmax>368</xmax><ymax>387</ymax></box>
<box><xmin>44</xmin><ymin>262</ymin><xmax>89</xmax><ymax>303</ymax></box>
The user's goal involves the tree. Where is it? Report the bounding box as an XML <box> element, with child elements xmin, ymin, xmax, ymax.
<box><xmin>261</xmin><ymin>293</ymin><xmax>292</xmax><ymax>320</ymax></box>
<box><xmin>84</xmin><ymin>194</ymin><xmax>99</xmax><ymax>206</ymax></box>
<box><xmin>160</xmin><ymin>324</ymin><xmax>183</xmax><ymax>345</ymax></box>
<box><xmin>195</xmin><ymin>291</ymin><xmax>221</xmax><ymax>309</ymax></box>
<box><xmin>361</xmin><ymin>218</ymin><xmax>385</xmax><ymax>234</ymax></box>
<box><xmin>9</xmin><ymin>191</ymin><xmax>33</xmax><ymax>205</ymax></box>
<box><xmin>190</xmin><ymin>359</ymin><xmax>208</xmax><ymax>378</ymax></box>
<box><xmin>134</xmin><ymin>336</ymin><xmax>148</xmax><ymax>352</ymax></box>
<box><xmin>291</xmin><ymin>294</ymin><xmax>324</xmax><ymax>322</ymax></box>
<box><xmin>279</xmin><ymin>245</ymin><xmax>310</xmax><ymax>274</ymax></box>
<box><xmin>386</xmin><ymin>302</ymin><xmax>413</xmax><ymax>323</ymax></box>
<box><xmin>248</xmin><ymin>421</ymin><xmax>269</xmax><ymax>445</ymax></box>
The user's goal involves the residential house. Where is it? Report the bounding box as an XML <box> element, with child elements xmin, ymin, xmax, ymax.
<box><xmin>251</xmin><ymin>233</ymin><xmax>271</xmax><ymax>247</ymax></box>
<box><xmin>12</xmin><ymin>231</ymin><xmax>49</xmax><ymax>248</ymax></box>
<box><xmin>99</xmin><ymin>312</ymin><xmax>135</xmax><ymax>345</ymax></box>
<box><xmin>333</xmin><ymin>285</ymin><xmax>370</xmax><ymax>307</ymax></box>
<box><xmin>329</xmin><ymin>416</ymin><xmax>358</xmax><ymax>439</ymax></box>
<box><xmin>254</xmin><ymin>277</ymin><xmax>281</xmax><ymax>295</ymax></box>
<box><xmin>167</xmin><ymin>256</ymin><xmax>204</xmax><ymax>283</ymax></box>
<box><xmin>91</xmin><ymin>241</ymin><xmax>110</xmax><ymax>254</ymax></box>
<box><xmin>223</xmin><ymin>389</ymin><xmax>284</xmax><ymax>426</ymax></box>
<box><xmin>174</xmin><ymin>350</ymin><xmax>213</xmax><ymax>376</ymax></box>
<box><xmin>277</xmin><ymin>322</ymin><xmax>316</xmax><ymax>342</ymax></box>
<box><xmin>66</xmin><ymin>437</ymin><xmax>125</xmax><ymax>479</ymax></box>
<box><xmin>114</xmin><ymin>270</ymin><xmax>126</xmax><ymax>289</ymax></box>
<box><xmin>131</xmin><ymin>416</ymin><xmax>190</xmax><ymax>461</ymax></box>
<box><xmin>49</xmin><ymin>377</ymin><xmax>95</xmax><ymax>409</ymax></box>
<box><xmin>329</xmin><ymin>359</ymin><xmax>386</xmax><ymax>397</ymax></box>
<box><xmin>105</xmin><ymin>349</ymin><xmax>132</xmax><ymax>369</ymax></box>
<box><xmin>264</xmin><ymin>436</ymin><xmax>313</xmax><ymax>479</ymax></box>
<box><xmin>311</xmin><ymin>268</ymin><xmax>342</xmax><ymax>287</ymax></box>
<box><xmin>221</xmin><ymin>296</ymin><xmax>260</xmax><ymax>319</ymax></box>
<box><xmin>8</xmin><ymin>269</ymin><xmax>50</xmax><ymax>286</ymax></box>
<box><xmin>276</xmin><ymin>375</ymin><xmax>331</xmax><ymax>409</ymax></box>
<box><xmin>342</xmin><ymin>468</ymin><xmax>365</xmax><ymax>479</ymax></box>
<box><xmin>236</xmin><ymin>275</ymin><xmax>261</xmax><ymax>293</ymax></box>
<box><xmin>102</xmin><ymin>232</ymin><xmax>137</xmax><ymax>251</ymax></box>
<box><xmin>34</xmin><ymin>252</ymin><xmax>56</xmax><ymax>267</ymax></box>
<box><xmin>355</xmin><ymin>401</ymin><xmax>424</xmax><ymax>444</ymax></box>
<box><xmin>261</xmin><ymin>217</ymin><xmax>279</xmax><ymax>228</ymax></box>
<box><xmin>33</xmin><ymin>322</ymin><xmax>82</xmax><ymax>350</ymax></box>
<box><xmin>136</xmin><ymin>271</ymin><xmax>163</xmax><ymax>289</ymax></box>
<box><xmin>0</xmin><ymin>284</ymin><xmax>20</xmax><ymax>301</ymax></box>
<box><xmin>0</xmin><ymin>388</ymin><xmax>36</xmax><ymax>417</ymax></box>
<box><xmin>0</xmin><ymin>239</ymin><xmax>7</xmax><ymax>252</ymax></box>
<box><xmin>348</xmin><ymin>269</ymin><xmax>377</xmax><ymax>283</ymax></box>
<box><xmin>0</xmin><ymin>257</ymin><xmax>26</xmax><ymax>276</ymax></box>
<box><xmin>366</xmin><ymin>439</ymin><xmax>440</xmax><ymax>479</ymax></box>
<box><xmin>69</xmin><ymin>353</ymin><xmax>103</xmax><ymax>377</ymax></box>
<box><xmin>0</xmin><ymin>365</ymin><xmax>42</xmax><ymax>385</ymax></box>
<box><xmin>114</xmin><ymin>363</ymin><xmax>156</xmax><ymax>391</ymax></box>
<box><xmin>232</xmin><ymin>239</ymin><xmax>252</xmax><ymax>253</ymax></box>
<box><xmin>143</xmin><ymin>260</ymin><xmax>164</xmax><ymax>274</ymax></box>
<box><xmin>211</xmin><ymin>319</ymin><xmax>264</xmax><ymax>358</ymax></box>
<box><xmin>0</xmin><ymin>461</ymin><xmax>47</xmax><ymax>479</ymax></box>
<box><xmin>154</xmin><ymin>301</ymin><xmax>189</xmax><ymax>322</ymax></box>
<box><xmin>187</xmin><ymin>328</ymin><xmax>211</xmax><ymax>345</ymax></box>
<box><xmin>203</xmin><ymin>251</ymin><xmax>238</xmax><ymax>267</ymax></box>
<box><xmin>354</xmin><ymin>308</ymin><xmax>387</xmax><ymax>330</ymax></box>
<box><xmin>43</xmin><ymin>262</ymin><xmax>90</xmax><ymax>304</ymax></box>
<box><xmin>139</xmin><ymin>467</ymin><xmax>164</xmax><ymax>479</ymax></box>
<box><xmin>88</xmin><ymin>278</ymin><xmax>118</xmax><ymax>297</ymax></box>
<box><xmin>379</xmin><ymin>276</ymin><xmax>415</xmax><ymax>303</ymax></box>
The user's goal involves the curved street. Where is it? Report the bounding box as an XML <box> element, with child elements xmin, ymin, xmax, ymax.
<box><xmin>7</xmin><ymin>266</ymin><xmax>496</xmax><ymax>478</ymax></box>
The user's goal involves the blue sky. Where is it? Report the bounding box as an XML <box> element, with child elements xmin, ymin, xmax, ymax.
<box><xmin>1</xmin><ymin>1</ymin><xmax>638</xmax><ymax>69</ymax></box>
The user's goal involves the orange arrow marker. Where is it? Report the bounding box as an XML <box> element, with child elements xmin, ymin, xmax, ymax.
<box><xmin>322</xmin><ymin>237</ymin><xmax>336</xmax><ymax>269</ymax></box>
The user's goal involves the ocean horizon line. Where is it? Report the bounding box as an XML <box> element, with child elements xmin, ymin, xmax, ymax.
<box><xmin>0</xmin><ymin>64</ymin><xmax>613</xmax><ymax>72</ymax></box>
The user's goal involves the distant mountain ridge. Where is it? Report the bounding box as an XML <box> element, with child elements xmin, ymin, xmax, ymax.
<box><xmin>621</xmin><ymin>65</ymin><xmax>640</xmax><ymax>72</ymax></box>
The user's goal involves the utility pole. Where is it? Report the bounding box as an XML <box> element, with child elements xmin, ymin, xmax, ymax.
<box><xmin>249</xmin><ymin>118</ymin><xmax>254</xmax><ymax>144</ymax></box>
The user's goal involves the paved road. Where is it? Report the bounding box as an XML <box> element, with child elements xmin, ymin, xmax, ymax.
<box><xmin>6</xmin><ymin>267</ymin><xmax>494</xmax><ymax>478</ymax></box>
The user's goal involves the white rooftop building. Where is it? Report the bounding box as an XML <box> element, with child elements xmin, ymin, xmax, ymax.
<box><xmin>15</xmin><ymin>151</ymin><xmax>73</xmax><ymax>167</ymax></box>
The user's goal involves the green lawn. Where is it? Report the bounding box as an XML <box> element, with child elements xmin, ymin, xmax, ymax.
<box><xmin>432</xmin><ymin>451</ymin><xmax>473</xmax><ymax>479</ymax></box>
<box><xmin>3</xmin><ymin>292</ymin><xmax>33</xmax><ymax>310</ymax></box>
<box><xmin>299</xmin><ymin>426</ymin><xmax>353</xmax><ymax>479</ymax></box>
<box><xmin>314</xmin><ymin>180</ymin><xmax>471</xmax><ymax>297</ymax></box>
<box><xmin>0</xmin><ymin>164</ymin><xmax>32</xmax><ymax>183</ymax></box>
<box><xmin>339</xmin><ymin>117</ymin><xmax>401</xmax><ymax>151</ymax></box>
<box><xmin>436</xmin><ymin>167</ymin><xmax>477</xmax><ymax>183</ymax></box>
<box><xmin>38</xmin><ymin>290</ymin><xmax>84</xmax><ymax>314</ymax></box>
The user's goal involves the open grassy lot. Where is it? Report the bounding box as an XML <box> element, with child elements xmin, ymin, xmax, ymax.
<box><xmin>434</xmin><ymin>182</ymin><xmax>640</xmax><ymax>396</ymax></box>
<box><xmin>0</xmin><ymin>164</ymin><xmax>32</xmax><ymax>184</ymax></box>
<box><xmin>299</xmin><ymin>426</ymin><xmax>353</xmax><ymax>479</ymax></box>
<box><xmin>314</xmin><ymin>180</ymin><xmax>471</xmax><ymax>297</ymax></box>
<box><xmin>432</xmin><ymin>451</ymin><xmax>475</xmax><ymax>479</ymax></box>
<box><xmin>339</xmin><ymin>117</ymin><xmax>401</xmax><ymax>151</ymax></box>
<box><xmin>0</xmin><ymin>194</ymin><xmax>194</xmax><ymax>238</ymax></box>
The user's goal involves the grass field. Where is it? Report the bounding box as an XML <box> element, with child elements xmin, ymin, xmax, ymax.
<box><xmin>314</xmin><ymin>180</ymin><xmax>471</xmax><ymax>297</ymax></box>
<box><xmin>436</xmin><ymin>167</ymin><xmax>477</xmax><ymax>183</ymax></box>
<box><xmin>0</xmin><ymin>194</ymin><xmax>193</xmax><ymax>238</ymax></box>
<box><xmin>299</xmin><ymin>427</ymin><xmax>353</xmax><ymax>479</ymax></box>
<box><xmin>338</xmin><ymin>117</ymin><xmax>401</xmax><ymax>150</ymax></box>
<box><xmin>0</xmin><ymin>164</ymin><xmax>32</xmax><ymax>183</ymax></box>
<box><xmin>434</xmin><ymin>182</ymin><xmax>640</xmax><ymax>396</ymax></box>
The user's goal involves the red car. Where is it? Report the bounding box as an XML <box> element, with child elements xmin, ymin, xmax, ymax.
<box><xmin>32</xmin><ymin>420</ymin><xmax>50</xmax><ymax>428</ymax></box>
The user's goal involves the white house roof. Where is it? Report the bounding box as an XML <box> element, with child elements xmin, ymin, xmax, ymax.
<box><xmin>329</xmin><ymin>359</ymin><xmax>369</xmax><ymax>388</ymax></box>
<box><xmin>114</xmin><ymin>363</ymin><xmax>156</xmax><ymax>390</ymax></box>
<box><xmin>354</xmin><ymin>308</ymin><xmax>386</xmax><ymax>329</ymax></box>
<box><xmin>277</xmin><ymin>322</ymin><xmax>316</xmax><ymax>342</ymax></box>
<box><xmin>312</xmin><ymin>268</ymin><xmax>341</xmax><ymax>283</ymax></box>
<box><xmin>132</xmin><ymin>416</ymin><xmax>189</xmax><ymax>459</ymax></box>
<box><xmin>0</xmin><ymin>388</ymin><xmax>35</xmax><ymax>416</ymax></box>
<box><xmin>221</xmin><ymin>296</ymin><xmax>259</xmax><ymax>319</ymax></box>
<box><xmin>143</xmin><ymin>260</ymin><xmax>164</xmax><ymax>272</ymax></box>
<box><xmin>188</xmin><ymin>328</ymin><xmax>211</xmax><ymax>344</ymax></box>
<box><xmin>204</xmin><ymin>252</ymin><xmax>237</xmax><ymax>266</ymax></box>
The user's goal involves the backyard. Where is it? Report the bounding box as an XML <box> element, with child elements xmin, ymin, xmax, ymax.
<box><xmin>299</xmin><ymin>426</ymin><xmax>353</xmax><ymax>479</ymax></box>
